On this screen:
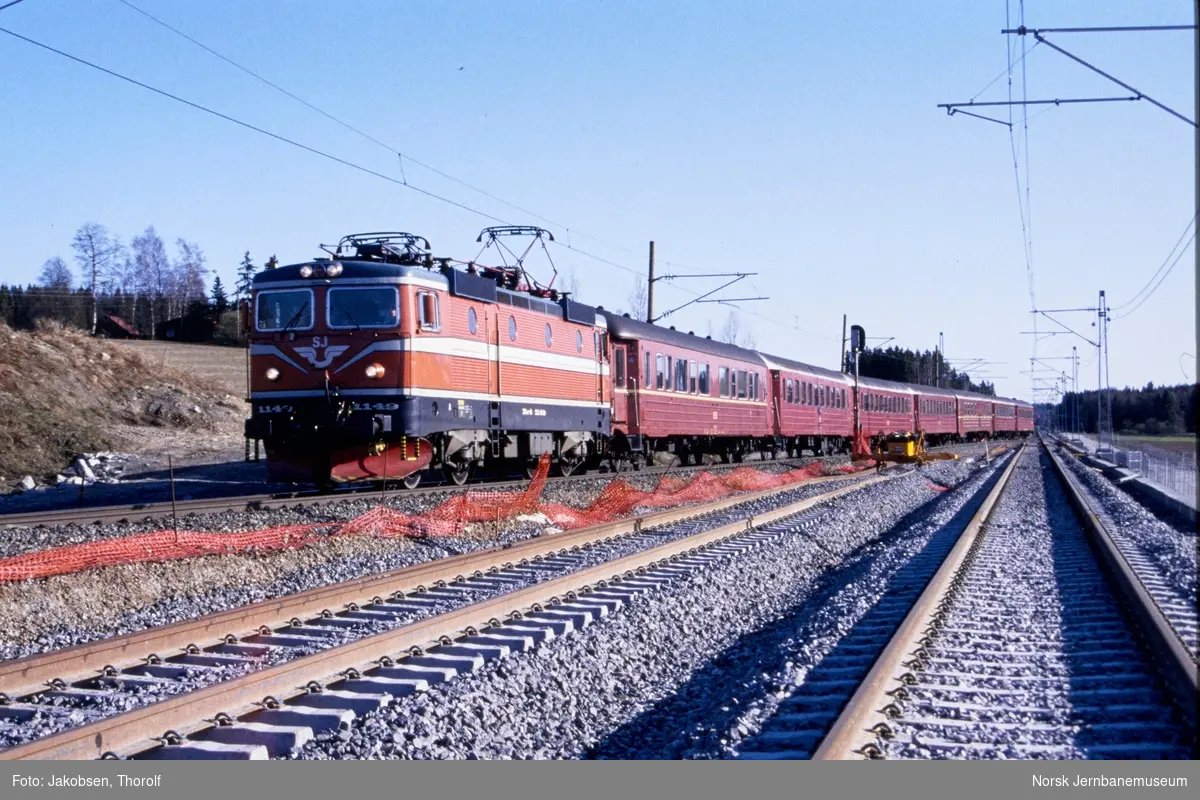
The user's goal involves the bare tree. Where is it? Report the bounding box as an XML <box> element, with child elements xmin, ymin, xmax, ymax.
<box><xmin>71</xmin><ymin>222</ymin><xmax>124</xmax><ymax>334</ymax></box>
<box><xmin>718</xmin><ymin>309</ymin><xmax>756</xmax><ymax>349</ymax></box>
<box><xmin>561</xmin><ymin>267</ymin><xmax>583</xmax><ymax>299</ymax></box>
<box><xmin>131</xmin><ymin>227</ymin><xmax>171</xmax><ymax>332</ymax></box>
<box><xmin>626</xmin><ymin>276</ymin><xmax>649</xmax><ymax>322</ymax></box>
<box><xmin>174</xmin><ymin>238</ymin><xmax>208</xmax><ymax>310</ymax></box>
<box><xmin>38</xmin><ymin>256</ymin><xmax>73</xmax><ymax>289</ymax></box>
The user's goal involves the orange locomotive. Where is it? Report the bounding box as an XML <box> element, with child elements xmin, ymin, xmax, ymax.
<box><xmin>245</xmin><ymin>233</ymin><xmax>611</xmax><ymax>487</ymax></box>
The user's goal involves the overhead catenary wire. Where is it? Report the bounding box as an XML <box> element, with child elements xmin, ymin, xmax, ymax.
<box><xmin>0</xmin><ymin>0</ymin><xmax>29</xmax><ymax>12</ymax></box>
<box><xmin>1112</xmin><ymin>214</ymin><xmax>1197</xmax><ymax>311</ymax></box>
<box><xmin>114</xmin><ymin>0</ymin><xmax>811</xmax><ymax>321</ymax></box>
<box><xmin>1111</xmin><ymin>230</ymin><xmax>1196</xmax><ymax>320</ymax></box>
<box><xmin>2</xmin><ymin>22</ymin><xmax>832</xmax><ymax>344</ymax></box>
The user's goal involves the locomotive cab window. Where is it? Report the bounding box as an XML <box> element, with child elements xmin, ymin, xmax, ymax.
<box><xmin>544</xmin><ymin>323</ymin><xmax>553</xmax><ymax>348</ymax></box>
<box><xmin>414</xmin><ymin>291</ymin><xmax>439</xmax><ymax>331</ymax></box>
<box><xmin>328</xmin><ymin>287</ymin><xmax>401</xmax><ymax>330</ymax></box>
<box><xmin>508</xmin><ymin>315</ymin><xmax>517</xmax><ymax>341</ymax></box>
<box><xmin>576</xmin><ymin>330</ymin><xmax>583</xmax><ymax>353</ymax></box>
<box><xmin>467</xmin><ymin>306</ymin><xmax>478</xmax><ymax>335</ymax></box>
<box><xmin>256</xmin><ymin>288</ymin><xmax>314</xmax><ymax>332</ymax></box>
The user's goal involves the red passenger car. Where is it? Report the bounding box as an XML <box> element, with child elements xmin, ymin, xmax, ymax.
<box><xmin>762</xmin><ymin>354</ymin><xmax>853</xmax><ymax>455</ymax></box>
<box><xmin>914</xmin><ymin>386</ymin><xmax>959</xmax><ymax>445</ymax></box>
<box><xmin>955</xmin><ymin>391</ymin><xmax>995</xmax><ymax>440</ymax></box>
<box><xmin>857</xmin><ymin>376</ymin><xmax>917</xmax><ymax>446</ymax></box>
<box><xmin>602</xmin><ymin>313</ymin><xmax>771</xmax><ymax>465</ymax></box>
<box><xmin>992</xmin><ymin>397</ymin><xmax>1019</xmax><ymax>438</ymax></box>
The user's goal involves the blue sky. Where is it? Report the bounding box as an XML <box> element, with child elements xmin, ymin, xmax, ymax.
<box><xmin>1</xmin><ymin>1</ymin><xmax>1194</xmax><ymax>399</ymax></box>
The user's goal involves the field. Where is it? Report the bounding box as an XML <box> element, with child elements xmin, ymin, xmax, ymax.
<box><xmin>1118</xmin><ymin>434</ymin><xmax>1197</xmax><ymax>457</ymax></box>
<box><xmin>115</xmin><ymin>340</ymin><xmax>248</xmax><ymax>398</ymax></box>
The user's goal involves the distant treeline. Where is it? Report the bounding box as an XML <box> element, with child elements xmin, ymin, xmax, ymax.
<box><xmin>0</xmin><ymin>284</ymin><xmax>235</xmax><ymax>338</ymax></box>
<box><xmin>850</xmin><ymin>346</ymin><xmax>996</xmax><ymax>396</ymax></box>
<box><xmin>1048</xmin><ymin>383</ymin><xmax>1197</xmax><ymax>436</ymax></box>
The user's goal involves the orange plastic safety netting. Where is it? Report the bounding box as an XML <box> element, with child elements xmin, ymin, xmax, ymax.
<box><xmin>0</xmin><ymin>456</ymin><xmax>870</xmax><ymax>584</ymax></box>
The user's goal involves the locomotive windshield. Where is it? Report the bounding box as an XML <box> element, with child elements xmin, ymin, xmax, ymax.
<box><xmin>256</xmin><ymin>289</ymin><xmax>313</xmax><ymax>332</ymax></box>
<box><xmin>327</xmin><ymin>287</ymin><xmax>399</xmax><ymax>329</ymax></box>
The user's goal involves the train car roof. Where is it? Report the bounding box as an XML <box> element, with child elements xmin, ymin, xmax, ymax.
<box><xmin>253</xmin><ymin>260</ymin><xmax>447</xmax><ymax>286</ymax></box>
<box><xmin>857</xmin><ymin>375</ymin><xmax>918</xmax><ymax>394</ymax></box>
<box><xmin>758</xmin><ymin>353</ymin><xmax>852</xmax><ymax>384</ymax></box>
<box><xmin>600</xmin><ymin>311</ymin><xmax>766</xmax><ymax>364</ymax></box>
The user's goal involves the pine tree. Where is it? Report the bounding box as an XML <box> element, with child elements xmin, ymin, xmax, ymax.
<box><xmin>265</xmin><ymin>254</ymin><xmax>279</xmax><ymax>270</ymax></box>
<box><xmin>235</xmin><ymin>251</ymin><xmax>256</xmax><ymax>300</ymax></box>
<box><xmin>210</xmin><ymin>276</ymin><xmax>230</xmax><ymax>316</ymax></box>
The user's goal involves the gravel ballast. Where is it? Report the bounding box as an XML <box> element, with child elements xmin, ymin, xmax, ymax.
<box><xmin>290</xmin><ymin>454</ymin><xmax>1008</xmax><ymax>760</ymax></box>
<box><xmin>0</xmin><ymin>474</ymin><xmax>857</xmax><ymax>659</ymax></box>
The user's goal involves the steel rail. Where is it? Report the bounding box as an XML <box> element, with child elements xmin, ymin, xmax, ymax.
<box><xmin>0</xmin><ymin>442</ymin><xmax>999</xmax><ymax>531</ymax></box>
<box><xmin>813</xmin><ymin>443</ymin><xmax>1025</xmax><ymax>760</ymax></box>
<box><xmin>1</xmin><ymin>471</ymin><xmax>898</xmax><ymax>760</ymax></box>
<box><xmin>0</xmin><ymin>470</ymin><xmax>871</xmax><ymax>702</ymax></box>
<box><xmin>0</xmin><ymin>456</ymin><xmax>816</xmax><ymax>530</ymax></box>
<box><xmin>1042</xmin><ymin>438</ymin><xmax>1198</xmax><ymax>729</ymax></box>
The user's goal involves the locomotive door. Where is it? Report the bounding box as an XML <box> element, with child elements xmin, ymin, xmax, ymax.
<box><xmin>611</xmin><ymin>346</ymin><xmax>627</xmax><ymax>424</ymax></box>
<box><xmin>487</xmin><ymin>307</ymin><xmax>500</xmax><ymax>422</ymax></box>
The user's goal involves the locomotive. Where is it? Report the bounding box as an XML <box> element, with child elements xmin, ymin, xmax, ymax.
<box><xmin>244</xmin><ymin>230</ymin><xmax>1032</xmax><ymax>486</ymax></box>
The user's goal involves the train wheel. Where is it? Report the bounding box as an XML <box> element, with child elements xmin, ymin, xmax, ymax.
<box><xmin>402</xmin><ymin>472</ymin><xmax>422</xmax><ymax>490</ymax></box>
<box><xmin>444</xmin><ymin>463</ymin><xmax>470</xmax><ymax>486</ymax></box>
<box><xmin>559</xmin><ymin>457</ymin><xmax>585</xmax><ymax>478</ymax></box>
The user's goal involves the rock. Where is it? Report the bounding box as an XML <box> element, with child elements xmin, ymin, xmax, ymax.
<box><xmin>100</xmin><ymin>352</ymin><xmax>111</xmax><ymax>361</ymax></box>
<box><xmin>54</xmin><ymin>474</ymin><xmax>67</xmax><ymax>485</ymax></box>
<box><xmin>73</xmin><ymin>458</ymin><xmax>96</xmax><ymax>480</ymax></box>
<box><xmin>18</xmin><ymin>475</ymin><xmax>36</xmax><ymax>491</ymax></box>
<box><xmin>192</xmin><ymin>406</ymin><xmax>201</xmax><ymax>414</ymax></box>
<box><xmin>65</xmin><ymin>476</ymin><xmax>84</xmax><ymax>486</ymax></box>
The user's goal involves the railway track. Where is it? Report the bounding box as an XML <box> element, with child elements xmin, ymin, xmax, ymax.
<box><xmin>788</xmin><ymin>438</ymin><xmax>1196</xmax><ymax>760</ymax></box>
<box><xmin>0</xmin><ymin>468</ymin><xmax>897</xmax><ymax>760</ymax></box>
<box><xmin>0</xmin><ymin>455</ymin><xmax>815</xmax><ymax>531</ymax></box>
<box><xmin>0</xmin><ymin>442</ymin><xmax>1001</xmax><ymax>531</ymax></box>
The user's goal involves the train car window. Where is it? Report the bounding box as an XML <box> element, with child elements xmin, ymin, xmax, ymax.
<box><xmin>256</xmin><ymin>288</ymin><xmax>313</xmax><ymax>332</ymax></box>
<box><xmin>718</xmin><ymin>366</ymin><xmax>729</xmax><ymax>397</ymax></box>
<box><xmin>327</xmin><ymin>286</ymin><xmax>400</xmax><ymax>330</ymax></box>
<box><xmin>615</xmin><ymin>347</ymin><xmax>625</xmax><ymax>386</ymax></box>
<box><xmin>689</xmin><ymin>361</ymin><xmax>698</xmax><ymax>393</ymax></box>
<box><xmin>737</xmin><ymin>370</ymin><xmax>748</xmax><ymax>399</ymax></box>
<box><xmin>644</xmin><ymin>351</ymin><xmax>651</xmax><ymax>384</ymax></box>
<box><xmin>665</xmin><ymin>355</ymin><xmax>674</xmax><ymax>391</ymax></box>
<box><xmin>467</xmin><ymin>306</ymin><xmax>478</xmax><ymax>335</ymax></box>
<box><xmin>675</xmin><ymin>358</ymin><xmax>687</xmax><ymax>392</ymax></box>
<box><xmin>508</xmin><ymin>315</ymin><xmax>517</xmax><ymax>341</ymax></box>
<box><xmin>786</xmin><ymin>380</ymin><xmax>793</xmax><ymax>404</ymax></box>
<box><xmin>699</xmin><ymin>363</ymin><xmax>710</xmax><ymax>394</ymax></box>
<box><xmin>656</xmin><ymin>354</ymin><xmax>665</xmax><ymax>389</ymax></box>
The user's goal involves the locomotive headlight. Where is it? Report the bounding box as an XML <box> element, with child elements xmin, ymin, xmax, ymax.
<box><xmin>326</xmin><ymin>263</ymin><xmax>343</xmax><ymax>277</ymax></box>
<box><xmin>265</xmin><ymin>367</ymin><xmax>281</xmax><ymax>381</ymax></box>
<box><xmin>299</xmin><ymin>265</ymin><xmax>313</xmax><ymax>278</ymax></box>
<box><xmin>365</xmin><ymin>363</ymin><xmax>385</xmax><ymax>379</ymax></box>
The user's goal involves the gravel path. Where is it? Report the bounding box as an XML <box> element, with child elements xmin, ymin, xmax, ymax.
<box><xmin>880</xmin><ymin>446</ymin><xmax>1193</xmax><ymax>759</ymax></box>
<box><xmin>1057</xmin><ymin>448</ymin><xmax>1197</xmax><ymax>655</ymax></box>
<box><xmin>290</xmin><ymin>455</ymin><xmax>1004</xmax><ymax>760</ymax></box>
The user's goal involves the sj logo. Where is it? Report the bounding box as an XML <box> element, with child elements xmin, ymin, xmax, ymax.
<box><xmin>295</xmin><ymin>336</ymin><xmax>348</xmax><ymax>369</ymax></box>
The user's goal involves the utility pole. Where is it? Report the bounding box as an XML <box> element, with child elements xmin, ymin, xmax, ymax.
<box><xmin>1096</xmin><ymin>290</ymin><xmax>1104</xmax><ymax>445</ymax></box>
<box><xmin>840</xmin><ymin>314</ymin><xmax>847</xmax><ymax>373</ymax></box>
<box><xmin>646</xmin><ymin>241</ymin><xmax>655</xmax><ymax>323</ymax></box>
<box><xmin>1072</xmin><ymin>345</ymin><xmax>1079</xmax><ymax>433</ymax></box>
